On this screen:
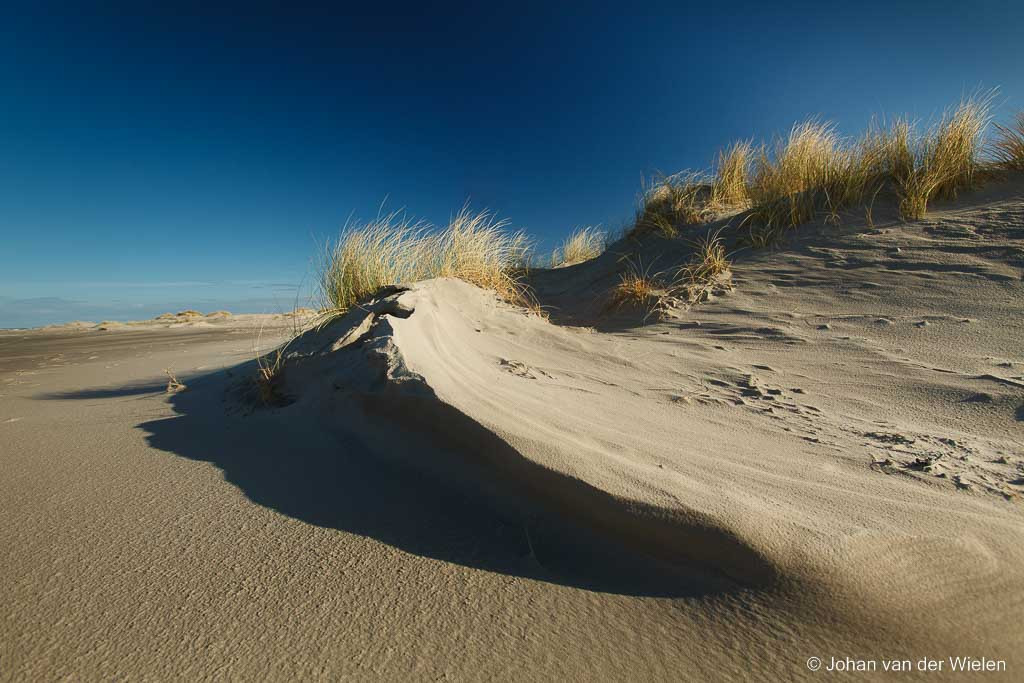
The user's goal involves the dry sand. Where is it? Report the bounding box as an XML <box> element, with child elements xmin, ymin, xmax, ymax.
<box><xmin>2</xmin><ymin>181</ymin><xmax>1023</xmax><ymax>680</ymax></box>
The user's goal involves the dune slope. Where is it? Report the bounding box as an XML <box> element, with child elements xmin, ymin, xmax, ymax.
<box><xmin>270</xmin><ymin>183</ymin><xmax>1024</xmax><ymax>664</ymax></box>
<box><xmin>2</xmin><ymin>183</ymin><xmax>1022</xmax><ymax>680</ymax></box>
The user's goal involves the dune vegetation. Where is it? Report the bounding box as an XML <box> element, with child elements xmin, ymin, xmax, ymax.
<box><xmin>630</xmin><ymin>92</ymin><xmax>1007</xmax><ymax>244</ymax></box>
<box><xmin>610</xmin><ymin>257</ymin><xmax>664</xmax><ymax>313</ymax></box>
<box><xmin>551</xmin><ymin>226</ymin><xmax>606</xmax><ymax>267</ymax></box>
<box><xmin>610</xmin><ymin>231</ymin><xmax>732</xmax><ymax>316</ymax></box>
<box><xmin>633</xmin><ymin>141</ymin><xmax>754</xmax><ymax>239</ymax></box>
<box><xmin>993</xmin><ymin>112</ymin><xmax>1024</xmax><ymax>170</ymax></box>
<box><xmin>320</xmin><ymin>207</ymin><xmax>532</xmax><ymax>316</ymax></box>
<box><xmin>316</xmin><ymin>95</ymin><xmax>1018</xmax><ymax>322</ymax></box>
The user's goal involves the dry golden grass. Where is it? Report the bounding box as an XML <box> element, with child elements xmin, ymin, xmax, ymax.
<box><xmin>930</xmin><ymin>97</ymin><xmax>991</xmax><ymax>200</ymax></box>
<box><xmin>860</xmin><ymin>118</ymin><xmax>914</xmax><ymax>180</ymax></box>
<box><xmin>609</xmin><ymin>231</ymin><xmax>731</xmax><ymax>319</ymax></box>
<box><xmin>250</xmin><ymin>316</ymin><xmax>308</xmax><ymax>407</ymax></box>
<box><xmin>745</xmin><ymin>121</ymin><xmax>851</xmax><ymax>244</ymax></box>
<box><xmin>321</xmin><ymin>207</ymin><xmax>531</xmax><ymax>314</ymax></box>
<box><xmin>632</xmin><ymin>172</ymin><xmax>713</xmax><ymax>238</ymax></box>
<box><xmin>710</xmin><ymin>140</ymin><xmax>753</xmax><ymax>208</ymax></box>
<box><xmin>993</xmin><ymin>112</ymin><xmax>1024</xmax><ymax>171</ymax></box>
<box><xmin>631</xmin><ymin>143</ymin><xmax>752</xmax><ymax>239</ymax></box>
<box><xmin>320</xmin><ymin>211</ymin><xmax>434</xmax><ymax>313</ymax></box>
<box><xmin>433</xmin><ymin>207</ymin><xmax>532</xmax><ymax>295</ymax></box>
<box><xmin>255</xmin><ymin>347</ymin><xmax>288</xmax><ymax>406</ymax></box>
<box><xmin>895</xmin><ymin>166</ymin><xmax>943</xmax><ymax>221</ymax></box>
<box><xmin>897</xmin><ymin>96</ymin><xmax>992</xmax><ymax>220</ymax></box>
<box><xmin>551</xmin><ymin>226</ymin><xmax>606</xmax><ymax>266</ymax></box>
<box><xmin>671</xmin><ymin>230</ymin><xmax>731</xmax><ymax>303</ymax></box>
<box><xmin>625</xmin><ymin>94</ymin><xmax>998</xmax><ymax>245</ymax></box>
<box><xmin>163</xmin><ymin>368</ymin><xmax>186</xmax><ymax>393</ymax></box>
<box><xmin>609</xmin><ymin>257</ymin><xmax>665</xmax><ymax>313</ymax></box>
<box><xmin>740</xmin><ymin>94</ymin><xmax>993</xmax><ymax>237</ymax></box>
<box><xmin>864</xmin><ymin>182</ymin><xmax>884</xmax><ymax>229</ymax></box>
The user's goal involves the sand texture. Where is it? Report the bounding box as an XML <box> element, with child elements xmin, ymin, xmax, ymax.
<box><xmin>2</xmin><ymin>181</ymin><xmax>1023</xmax><ymax>680</ymax></box>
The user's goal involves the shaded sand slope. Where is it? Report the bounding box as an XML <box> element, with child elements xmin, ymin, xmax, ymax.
<box><xmin>3</xmin><ymin>317</ymin><xmax>888</xmax><ymax>680</ymax></box>
<box><xmin>1</xmin><ymin>183</ymin><xmax>1022</xmax><ymax>680</ymax></box>
<box><xmin>262</xmin><ymin>181</ymin><xmax>1024</xmax><ymax>668</ymax></box>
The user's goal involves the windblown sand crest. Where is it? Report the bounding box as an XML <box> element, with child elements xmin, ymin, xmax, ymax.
<box><xmin>1</xmin><ymin>182</ymin><xmax>1022</xmax><ymax>679</ymax></box>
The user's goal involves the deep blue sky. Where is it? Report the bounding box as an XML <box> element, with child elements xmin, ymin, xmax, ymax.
<box><xmin>2</xmin><ymin>1</ymin><xmax>1023</xmax><ymax>327</ymax></box>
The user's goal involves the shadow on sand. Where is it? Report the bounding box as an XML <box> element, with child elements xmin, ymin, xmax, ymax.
<box><xmin>72</xmin><ymin>366</ymin><xmax>727</xmax><ymax>599</ymax></box>
<box><xmin>38</xmin><ymin>382</ymin><xmax>170</xmax><ymax>400</ymax></box>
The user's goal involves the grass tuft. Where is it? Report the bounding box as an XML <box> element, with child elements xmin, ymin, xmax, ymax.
<box><xmin>321</xmin><ymin>206</ymin><xmax>532</xmax><ymax>315</ymax></box>
<box><xmin>737</xmin><ymin>93</ymin><xmax>994</xmax><ymax>237</ymax></box>
<box><xmin>164</xmin><ymin>368</ymin><xmax>186</xmax><ymax>393</ymax></box>
<box><xmin>671</xmin><ymin>231</ymin><xmax>731</xmax><ymax>304</ymax></box>
<box><xmin>551</xmin><ymin>226</ymin><xmax>606</xmax><ymax>266</ymax></box>
<box><xmin>897</xmin><ymin>95</ymin><xmax>992</xmax><ymax>220</ymax></box>
<box><xmin>632</xmin><ymin>172</ymin><xmax>707</xmax><ymax>237</ymax></box>
<box><xmin>710</xmin><ymin>140</ymin><xmax>753</xmax><ymax>209</ymax></box>
<box><xmin>745</xmin><ymin>120</ymin><xmax>847</xmax><ymax>244</ymax></box>
<box><xmin>631</xmin><ymin>142</ymin><xmax>754</xmax><ymax>239</ymax></box>
<box><xmin>610</xmin><ymin>257</ymin><xmax>666</xmax><ymax>314</ymax></box>
<box><xmin>255</xmin><ymin>347</ymin><xmax>289</xmax><ymax>406</ymax></box>
<box><xmin>609</xmin><ymin>231</ymin><xmax>732</xmax><ymax>320</ymax></box>
<box><xmin>992</xmin><ymin>112</ymin><xmax>1024</xmax><ymax>171</ymax></box>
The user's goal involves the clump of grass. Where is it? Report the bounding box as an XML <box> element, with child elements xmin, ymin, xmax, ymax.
<box><xmin>433</xmin><ymin>207</ymin><xmax>532</xmax><ymax>296</ymax></box>
<box><xmin>609</xmin><ymin>257</ymin><xmax>666</xmax><ymax>314</ymax></box>
<box><xmin>625</xmin><ymin>93</ymin><xmax>1003</xmax><ymax>246</ymax></box>
<box><xmin>551</xmin><ymin>226</ymin><xmax>606</xmax><ymax>266</ymax></box>
<box><xmin>710</xmin><ymin>140</ymin><xmax>753</xmax><ymax>209</ymax></box>
<box><xmin>895</xmin><ymin>165</ymin><xmax>943</xmax><ymax>221</ymax></box>
<box><xmin>320</xmin><ymin>211</ymin><xmax>434</xmax><ymax>313</ymax></box>
<box><xmin>671</xmin><ymin>230</ymin><xmax>731</xmax><ymax>304</ymax></box>
<box><xmin>929</xmin><ymin>96</ymin><xmax>992</xmax><ymax>199</ymax></box>
<box><xmin>633</xmin><ymin>172</ymin><xmax>714</xmax><ymax>238</ymax></box>
<box><xmin>746</xmin><ymin>120</ymin><xmax>847</xmax><ymax>244</ymax></box>
<box><xmin>992</xmin><ymin>112</ymin><xmax>1024</xmax><ymax>171</ymax></box>
<box><xmin>740</xmin><ymin>94</ymin><xmax>993</xmax><ymax>238</ymax></box>
<box><xmin>897</xmin><ymin>96</ymin><xmax>992</xmax><ymax>220</ymax></box>
<box><xmin>255</xmin><ymin>347</ymin><xmax>288</xmax><ymax>406</ymax></box>
<box><xmin>632</xmin><ymin>142</ymin><xmax>754</xmax><ymax>239</ymax></box>
<box><xmin>609</xmin><ymin>233</ymin><xmax>732</xmax><ymax>319</ymax></box>
<box><xmin>321</xmin><ymin>206</ymin><xmax>531</xmax><ymax>315</ymax></box>
<box><xmin>860</xmin><ymin>118</ymin><xmax>915</xmax><ymax>181</ymax></box>
<box><xmin>249</xmin><ymin>317</ymin><xmax>302</xmax><ymax>408</ymax></box>
<box><xmin>164</xmin><ymin>368</ymin><xmax>186</xmax><ymax>393</ymax></box>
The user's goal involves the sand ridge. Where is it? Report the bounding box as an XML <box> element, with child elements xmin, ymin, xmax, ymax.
<box><xmin>1</xmin><ymin>182</ymin><xmax>1023</xmax><ymax>679</ymax></box>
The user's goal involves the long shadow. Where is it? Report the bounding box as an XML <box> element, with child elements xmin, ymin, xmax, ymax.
<box><xmin>38</xmin><ymin>382</ymin><xmax>169</xmax><ymax>400</ymax></box>
<box><xmin>128</xmin><ymin>367</ymin><xmax>726</xmax><ymax>598</ymax></box>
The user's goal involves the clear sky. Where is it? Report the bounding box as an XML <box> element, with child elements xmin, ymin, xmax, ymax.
<box><xmin>2</xmin><ymin>1</ymin><xmax>1022</xmax><ymax>327</ymax></box>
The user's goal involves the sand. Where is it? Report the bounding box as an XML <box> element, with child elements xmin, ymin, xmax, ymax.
<box><xmin>2</xmin><ymin>180</ymin><xmax>1023</xmax><ymax>680</ymax></box>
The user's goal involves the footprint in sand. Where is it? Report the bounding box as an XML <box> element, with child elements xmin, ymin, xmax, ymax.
<box><xmin>499</xmin><ymin>359</ymin><xmax>552</xmax><ymax>380</ymax></box>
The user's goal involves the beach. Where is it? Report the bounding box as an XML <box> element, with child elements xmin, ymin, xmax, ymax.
<box><xmin>2</xmin><ymin>181</ymin><xmax>1022</xmax><ymax>680</ymax></box>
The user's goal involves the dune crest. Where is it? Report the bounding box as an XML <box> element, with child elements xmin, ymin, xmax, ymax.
<box><xmin>251</xmin><ymin>183</ymin><xmax>1024</xmax><ymax>660</ymax></box>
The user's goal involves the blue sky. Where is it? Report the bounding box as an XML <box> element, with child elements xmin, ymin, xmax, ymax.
<box><xmin>2</xmin><ymin>1</ymin><xmax>1022</xmax><ymax>327</ymax></box>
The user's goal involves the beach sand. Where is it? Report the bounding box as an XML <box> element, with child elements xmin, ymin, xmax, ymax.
<box><xmin>2</xmin><ymin>181</ymin><xmax>1022</xmax><ymax>680</ymax></box>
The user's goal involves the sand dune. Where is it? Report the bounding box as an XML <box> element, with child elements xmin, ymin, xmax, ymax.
<box><xmin>2</xmin><ymin>181</ymin><xmax>1022</xmax><ymax>679</ymax></box>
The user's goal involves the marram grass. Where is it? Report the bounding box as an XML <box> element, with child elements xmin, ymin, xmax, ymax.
<box><xmin>628</xmin><ymin>92</ymin><xmax>1000</xmax><ymax>244</ymax></box>
<box><xmin>320</xmin><ymin>207</ymin><xmax>531</xmax><ymax>314</ymax></box>
<box><xmin>992</xmin><ymin>112</ymin><xmax>1024</xmax><ymax>171</ymax></box>
<box><xmin>552</xmin><ymin>226</ymin><xmax>606</xmax><ymax>267</ymax></box>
